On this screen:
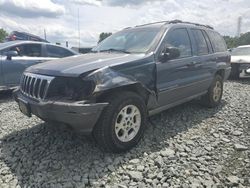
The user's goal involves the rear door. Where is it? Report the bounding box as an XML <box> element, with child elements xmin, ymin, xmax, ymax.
<box><xmin>2</xmin><ymin>43</ymin><xmax>44</xmax><ymax>85</ymax></box>
<box><xmin>188</xmin><ymin>28</ymin><xmax>215</xmax><ymax>92</ymax></box>
<box><xmin>156</xmin><ymin>27</ymin><xmax>205</xmax><ymax>107</ymax></box>
<box><xmin>206</xmin><ymin>30</ymin><xmax>230</xmax><ymax>74</ymax></box>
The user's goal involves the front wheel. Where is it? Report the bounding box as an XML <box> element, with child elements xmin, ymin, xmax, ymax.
<box><xmin>201</xmin><ymin>75</ymin><xmax>223</xmax><ymax>108</ymax></box>
<box><xmin>93</xmin><ymin>92</ymin><xmax>147</xmax><ymax>153</ymax></box>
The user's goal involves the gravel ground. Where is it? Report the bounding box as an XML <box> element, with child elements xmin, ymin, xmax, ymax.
<box><xmin>0</xmin><ymin>79</ymin><xmax>249</xmax><ymax>188</ymax></box>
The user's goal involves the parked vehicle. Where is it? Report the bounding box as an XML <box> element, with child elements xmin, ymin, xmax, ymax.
<box><xmin>14</xmin><ymin>20</ymin><xmax>231</xmax><ymax>152</ymax></box>
<box><xmin>5</xmin><ymin>31</ymin><xmax>49</xmax><ymax>43</ymax></box>
<box><xmin>230</xmin><ymin>45</ymin><xmax>250</xmax><ymax>79</ymax></box>
<box><xmin>0</xmin><ymin>41</ymin><xmax>78</xmax><ymax>91</ymax></box>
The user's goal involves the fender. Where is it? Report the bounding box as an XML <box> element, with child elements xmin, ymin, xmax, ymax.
<box><xmin>84</xmin><ymin>67</ymin><xmax>157</xmax><ymax>109</ymax></box>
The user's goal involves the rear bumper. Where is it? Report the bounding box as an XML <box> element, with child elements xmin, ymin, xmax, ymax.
<box><xmin>231</xmin><ymin>62</ymin><xmax>250</xmax><ymax>77</ymax></box>
<box><xmin>13</xmin><ymin>89</ymin><xmax>108</xmax><ymax>134</ymax></box>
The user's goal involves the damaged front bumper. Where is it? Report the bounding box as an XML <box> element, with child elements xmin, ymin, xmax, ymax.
<box><xmin>13</xmin><ymin>89</ymin><xmax>108</xmax><ymax>134</ymax></box>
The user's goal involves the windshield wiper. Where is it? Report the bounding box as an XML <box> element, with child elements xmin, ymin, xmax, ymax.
<box><xmin>99</xmin><ymin>48</ymin><xmax>131</xmax><ymax>54</ymax></box>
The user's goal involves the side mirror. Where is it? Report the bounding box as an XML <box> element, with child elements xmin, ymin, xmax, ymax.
<box><xmin>159</xmin><ymin>46</ymin><xmax>180</xmax><ymax>62</ymax></box>
<box><xmin>5</xmin><ymin>51</ymin><xmax>18</xmax><ymax>60</ymax></box>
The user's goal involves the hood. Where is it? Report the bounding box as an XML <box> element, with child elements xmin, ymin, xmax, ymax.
<box><xmin>27</xmin><ymin>53</ymin><xmax>146</xmax><ymax>77</ymax></box>
<box><xmin>231</xmin><ymin>55</ymin><xmax>250</xmax><ymax>63</ymax></box>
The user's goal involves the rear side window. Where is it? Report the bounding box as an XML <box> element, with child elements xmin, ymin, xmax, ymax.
<box><xmin>206</xmin><ymin>30</ymin><xmax>227</xmax><ymax>52</ymax></box>
<box><xmin>9</xmin><ymin>44</ymin><xmax>42</xmax><ymax>57</ymax></box>
<box><xmin>46</xmin><ymin>45</ymin><xmax>74</xmax><ymax>58</ymax></box>
<box><xmin>191</xmin><ymin>29</ymin><xmax>209</xmax><ymax>55</ymax></box>
<box><xmin>165</xmin><ymin>28</ymin><xmax>192</xmax><ymax>58</ymax></box>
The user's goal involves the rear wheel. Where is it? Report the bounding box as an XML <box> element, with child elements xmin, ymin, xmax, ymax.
<box><xmin>93</xmin><ymin>92</ymin><xmax>147</xmax><ymax>153</ymax></box>
<box><xmin>201</xmin><ymin>74</ymin><xmax>223</xmax><ymax>108</ymax></box>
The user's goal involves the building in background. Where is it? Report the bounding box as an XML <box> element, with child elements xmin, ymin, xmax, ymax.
<box><xmin>71</xmin><ymin>46</ymin><xmax>93</xmax><ymax>54</ymax></box>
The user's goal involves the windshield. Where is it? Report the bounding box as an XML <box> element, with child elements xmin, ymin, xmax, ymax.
<box><xmin>92</xmin><ymin>28</ymin><xmax>161</xmax><ymax>53</ymax></box>
<box><xmin>232</xmin><ymin>47</ymin><xmax>250</xmax><ymax>56</ymax></box>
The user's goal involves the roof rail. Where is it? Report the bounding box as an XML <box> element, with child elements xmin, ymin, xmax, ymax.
<box><xmin>168</xmin><ymin>20</ymin><xmax>214</xmax><ymax>29</ymax></box>
<box><xmin>135</xmin><ymin>21</ymin><xmax>169</xmax><ymax>27</ymax></box>
<box><xmin>135</xmin><ymin>20</ymin><xmax>214</xmax><ymax>30</ymax></box>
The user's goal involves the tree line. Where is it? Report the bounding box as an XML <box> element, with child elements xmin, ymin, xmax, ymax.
<box><xmin>223</xmin><ymin>32</ymin><xmax>250</xmax><ymax>49</ymax></box>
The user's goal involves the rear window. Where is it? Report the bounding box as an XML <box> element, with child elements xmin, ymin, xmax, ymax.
<box><xmin>206</xmin><ymin>30</ymin><xmax>227</xmax><ymax>52</ymax></box>
<box><xmin>46</xmin><ymin>45</ymin><xmax>74</xmax><ymax>58</ymax></box>
<box><xmin>191</xmin><ymin>29</ymin><xmax>209</xmax><ymax>55</ymax></box>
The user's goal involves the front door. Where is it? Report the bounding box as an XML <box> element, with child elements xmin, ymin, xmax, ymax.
<box><xmin>2</xmin><ymin>43</ymin><xmax>43</xmax><ymax>86</ymax></box>
<box><xmin>156</xmin><ymin>28</ymin><xmax>203</xmax><ymax>107</ymax></box>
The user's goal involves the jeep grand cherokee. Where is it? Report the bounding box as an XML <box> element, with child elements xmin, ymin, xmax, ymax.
<box><xmin>14</xmin><ymin>20</ymin><xmax>231</xmax><ymax>153</ymax></box>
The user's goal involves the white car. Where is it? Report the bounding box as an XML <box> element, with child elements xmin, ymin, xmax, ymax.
<box><xmin>230</xmin><ymin>45</ymin><xmax>250</xmax><ymax>79</ymax></box>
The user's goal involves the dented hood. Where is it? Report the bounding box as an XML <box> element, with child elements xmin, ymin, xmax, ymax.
<box><xmin>27</xmin><ymin>53</ymin><xmax>146</xmax><ymax>77</ymax></box>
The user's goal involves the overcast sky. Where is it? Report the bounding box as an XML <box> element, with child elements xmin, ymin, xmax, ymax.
<box><xmin>0</xmin><ymin>0</ymin><xmax>250</xmax><ymax>47</ymax></box>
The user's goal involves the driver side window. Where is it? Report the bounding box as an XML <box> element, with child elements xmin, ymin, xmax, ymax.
<box><xmin>164</xmin><ymin>28</ymin><xmax>192</xmax><ymax>58</ymax></box>
<box><xmin>9</xmin><ymin>44</ymin><xmax>42</xmax><ymax>57</ymax></box>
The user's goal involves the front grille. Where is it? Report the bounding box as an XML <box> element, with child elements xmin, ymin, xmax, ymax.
<box><xmin>20</xmin><ymin>73</ymin><xmax>54</xmax><ymax>100</ymax></box>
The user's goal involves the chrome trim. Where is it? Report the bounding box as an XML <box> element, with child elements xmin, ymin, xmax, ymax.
<box><xmin>20</xmin><ymin>72</ymin><xmax>54</xmax><ymax>100</ymax></box>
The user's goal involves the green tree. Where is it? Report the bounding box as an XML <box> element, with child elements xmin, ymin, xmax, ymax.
<box><xmin>223</xmin><ymin>32</ymin><xmax>250</xmax><ymax>49</ymax></box>
<box><xmin>98</xmin><ymin>32</ymin><xmax>112</xmax><ymax>43</ymax></box>
<box><xmin>0</xmin><ymin>28</ymin><xmax>8</xmax><ymax>42</ymax></box>
<box><xmin>223</xmin><ymin>36</ymin><xmax>238</xmax><ymax>49</ymax></box>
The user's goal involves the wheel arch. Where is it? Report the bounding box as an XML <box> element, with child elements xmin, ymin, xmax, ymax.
<box><xmin>215</xmin><ymin>69</ymin><xmax>225</xmax><ymax>79</ymax></box>
<box><xmin>95</xmin><ymin>82</ymin><xmax>155</xmax><ymax>107</ymax></box>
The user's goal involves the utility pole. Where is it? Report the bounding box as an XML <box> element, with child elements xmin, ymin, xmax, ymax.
<box><xmin>44</xmin><ymin>29</ymin><xmax>47</xmax><ymax>40</ymax></box>
<box><xmin>237</xmin><ymin>16</ymin><xmax>242</xmax><ymax>37</ymax></box>
<box><xmin>78</xmin><ymin>8</ymin><xmax>81</xmax><ymax>50</ymax></box>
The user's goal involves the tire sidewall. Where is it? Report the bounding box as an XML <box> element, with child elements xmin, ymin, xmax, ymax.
<box><xmin>107</xmin><ymin>94</ymin><xmax>146</xmax><ymax>151</ymax></box>
<box><xmin>208</xmin><ymin>75</ymin><xmax>223</xmax><ymax>106</ymax></box>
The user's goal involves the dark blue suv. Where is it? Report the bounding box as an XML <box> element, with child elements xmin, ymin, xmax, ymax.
<box><xmin>14</xmin><ymin>20</ymin><xmax>231</xmax><ymax>152</ymax></box>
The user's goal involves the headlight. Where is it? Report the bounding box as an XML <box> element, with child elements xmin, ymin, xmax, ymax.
<box><xmin>47</xmin><ymin>77</ymin><xmax>95</xmax><ymax>100</ymax></box>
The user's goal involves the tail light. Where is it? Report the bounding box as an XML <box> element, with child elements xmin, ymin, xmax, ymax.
<box><xmin>10</xmin><ymin>35</ymin><xmax>16</xmax><ymax>41</ymax></box>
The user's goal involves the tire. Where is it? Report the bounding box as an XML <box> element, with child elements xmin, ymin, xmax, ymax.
<box><xmin>230</xmin><ymin>64</ymin><xmax>240</xmax><ymax>79</ymax></box>
<box><xmin>93</xmin><ymin>91</ymin><xmax>147</xmax><ymax>153</ymax></box>
<box><xmin>201</xmin><ymin>74</ymin><xmax>223</xmax><ymax>108</ymax></box>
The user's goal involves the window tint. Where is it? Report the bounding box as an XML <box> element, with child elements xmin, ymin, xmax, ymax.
<box><xmin>206</xmin><ymin>30</ymin><xmax>227</xmax><ymax>52</ymax></box>
<box><xmin>46</xmin><ymin>45</ymin><xmax>74</xmax><ymax>57</ymax></box>
<box><xmin>165</xmin><ymin>28</ymin><xmax>192</xmax><ymax>58</ymax></box>
<box><xmin>202</xmin><ymin>31</ymin><xmax>213</xmax><ymax>53</ymax></box>
<box><xmin>191</xmin><ymin>29</ymin><xmax>209</xmax><ymax>55</ymax></box>
<box><xmin>9</xmin><ymin>44</ymin><xmax>42</xmax><ymax>57</ymax></box>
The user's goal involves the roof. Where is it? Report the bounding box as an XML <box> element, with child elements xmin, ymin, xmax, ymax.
<box><xmin>0</xmin><ymin>40</ymin><xmax>50</xmax><ymax>50</ymax></box>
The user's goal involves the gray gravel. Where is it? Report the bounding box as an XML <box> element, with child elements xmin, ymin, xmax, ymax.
<box><xmin>0</xmin><ymin>79</ymin><xmax>250</xmax><ymax>188</ymax></box>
